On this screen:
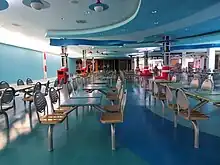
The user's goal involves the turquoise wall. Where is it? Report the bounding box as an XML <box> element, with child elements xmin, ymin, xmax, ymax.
<box><xmin>68</xmin><ymin>57</ymin><xmax>76</xmax><ymax>74</ymax></box>
<box><xmin>0</xmin><ymin>43</ymin><xmax>76</xmax><ymax>84</ymax></box>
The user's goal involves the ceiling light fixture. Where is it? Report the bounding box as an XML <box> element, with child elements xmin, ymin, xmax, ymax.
<box><xmin>151</xmin><ymin>10</ymin><xmax>157</xmax><ymax>14</ymax></box>
<box><xmin>30</xmin><ymin>0</ymin><xmax>43</xmax><ymax>10</ymax></box>
<box><xmin>154</xmin><ymin>21</ymin><xmax>159</xmax><ymax>25</ymax></box>
<box><xmin>22</xmin><ymin>0</ymin><xmax>50</xmax><ymax>10</ymax></box>
<box><xmin>89</xmin><ymin>0</ymin><xmax>109</xmax><ymax>12</ymax></box>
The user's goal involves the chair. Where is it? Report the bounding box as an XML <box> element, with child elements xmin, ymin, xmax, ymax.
<box><xmin>72</xmin><ymin>80</ymin><xmax>78</xmax><ymax>94</ymax></box>
<box><xmin>0</xmin><ymin>87</ymin><xmax>16</xmax><ymax>129</ymax></box>
<box><xmin>67</xmin><ymin>82</ymin><xmax>73</xmax><ymax>98</ymax></box>
<box><xmin>54</xmin><ymin>78</ymin><xmax>59</xmax><ymax>87</ymax></box>
<box><xmin>201</xmin><ymin>79</ymin><xmax>213</xmax><ymax>91</ymax></box>
<box><xmin>34</xmin><ymin>91</ymin><xmax>67</xmax><ymax>151</ymax></box>
<box><xmin>176</xmin><ymin>88</ymin><xmax>208</xmax><ymax>148</ymax></box>
<box><xmin>100</xmin><ymin>90</ymin><xmax>127</xmax><ymax>150</ymax></box>
<box><xmin>190</xmin><ymin>78</ymin><xmax>199</xmax><ymax>89</ymax></box>
<box><xmin>0</xmin><ymin>81</ymin><xmax>9</xmax><ymax>89</ymax></box>
<box><xmin>44</xmin><ymin>80</ymin><xmax>50</xmax><ymax>96</ymax></box>
<box><xmin>153</xmin><ymin>81</ymin><xmax>166</xmax><ymax>113</ymax></box>
<box><xmin>23</xmin><ymin>82</ymin><xmax>42</xmax><ymax>115</ymax></box>
<box><xmin>165</xmin><ymin>85</ymin><xmax>178</xmax><ymax>127</ymax></box>
<box><xmin>104</xmin><ymin>85</ymin><xmax>124</xmax><ymax>112</ymax></box>
<box><xmin>49</xmin><ymin>87</ymin><xmax>76</xmax><ymax>116</ymax></box>
<box><xmin>17</xmin><ymin>79</ymin><xmax>24</xmax><ymax>86</ymax></box>
<box><xmin>26</xmin><ymin>78</ymin><xmax>33</xmax><ymax>85</ymax></box>
<box><xmin>171</xmin><ymin>75</ymin><xmax>177</xmax><ymax>82</ymax></box>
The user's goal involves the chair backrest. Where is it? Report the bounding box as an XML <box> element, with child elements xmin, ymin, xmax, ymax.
<box><xmin>33</xmin><ymin>82</ymin><xmax>42</xmax><ymax>93</ymax></box>
<box><xmin>165</xmin><ymin>85</ymin><xmax>173</xmax><ymax>104</ymax></box>
<box><xmin>0</xmin><ymin>87</ymin><xmax>15</xmax><ymax>106</ymax></box>
<box><xmin>153</xmin><ymin>81</ymin><xmax>159</xmax><ymax>94</ymax></box>
<box><xmin>26</xmin><ymin>78</ymin><xmax>33</xmax><ymax>85</ymax></box>
<box><xmin>171</xmin><ymin>75</ymin><xmax>177</xmax><ymax>82</ymax></box>
<box><xmin>201</xmin><ymin>79</ymin><xmax>213</xmax><ymax>91</ymax></box>
<box><xmin>54</xmin><ymin>78</ymin><xmax>59</xmax><ymax>87</ymax></box>
<box><xmin>0</xmin><ymin>81</ymin><xmax>9</xmax><ymax>89</ymax></box>
<box><xmin>176</xmin><ymin>89</ymin><xmax>190</xmax><ymax>117</ymax></box>
<box><xmin>34</xmin><ymin>91</ymin><xmax>48</xmax><ymax>121</ymax></box>
<box><xmin>67</xmin><ymin>82</ymin><xmax>73</xmax><ymax>96</ymax></box>
<box><xmin>17</xmin><ymin>79</ymin><xmax>24</xmax><ymax>86</ymax></box>
<box><xmin>49</xmin><ymin>87</ymin><xmax>59</xmax><ymax>110</ymax></box>
<box><xmin>59</xmin><ymin>78</ymin><xmax>64</xmax><ymax>86</ymax></box>
<box><xmin>72</xmin><ymin>80</ymin><xmax>78</xmax><ymax>91</ymax></box>
<box><xmin>44</xmin><ymin>81</ymin><xmax>50</xmax><ymax>95</ymax></box>
<box><xmin>120</xmin><ymin>90</ymin><xmax>127</xmax><ymax>113</ymax></box>
<box><xmin>190</xmin><ymin>78</ymin><xmax>199</xmax><ymax>89</ymax></box>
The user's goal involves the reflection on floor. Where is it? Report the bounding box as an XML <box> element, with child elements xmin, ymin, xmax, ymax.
<box><xmin>0</xmin><ymin>83</ymin><xmax>220</xmax><ymax>165</ymax></box>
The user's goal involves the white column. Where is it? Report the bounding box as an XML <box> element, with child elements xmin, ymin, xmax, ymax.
<box><xmin>181</xmin><ymin>52</ymin><xmax>187</xmax><ymax>68</ymax></box>
<box><xmin>207</xmin><ymin>48</ymin><xmax>215</xmax><ymax>71</ymax></box>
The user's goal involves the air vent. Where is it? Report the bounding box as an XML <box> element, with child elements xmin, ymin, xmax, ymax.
<box><xmin>76</xmin><ymin>20</ymin><xmax>87</xmax><ymax>24</ymax></box>
<box><xmin>12</xmin><ymin>23</ymin><xmax>21</xmax><ymax>27</ymax></box>
<box><xmin>70</xmin><ymin>0</ymin><xmax>79</xmax><ymax>4</ymax></box>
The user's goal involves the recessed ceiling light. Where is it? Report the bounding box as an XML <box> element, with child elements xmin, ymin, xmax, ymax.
<box><xmin>154</xmin><ymin>22</ymin><xmax>159</xmax><ymax>25</ymax></box>
<box><xmin>61</xmin><ymin>17</ymin><xmax>64</xmax><ymax>20</ymax></box>
<box><xmin>151</xmin><ymin>10</ymin><xmax>157</xmax><ymax>14</ymax></box>
<box><xmin>76</xmin><ymin>20</ymin><xmax>87</xmax><ymax>24</ymax></box>
<box><xmin>84</xmin><ymin>11</ymin><xmax>91</xmax><ymax>15</ymax></box>
<box><xmin>185</xmin><ymin>28</ymin><xmax>189</xmax><ymax>31</ymax></box>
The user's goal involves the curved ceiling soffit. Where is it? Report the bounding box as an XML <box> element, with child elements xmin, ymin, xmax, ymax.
<box><xmin>91</xmin><ymin>2</ymin><xmax>220</xmax><ymax>41</ymax></box>
<box><xmin>46</xmin><ymin>0</ymin><xmax>141</xmax><ymax>38</ymax></box>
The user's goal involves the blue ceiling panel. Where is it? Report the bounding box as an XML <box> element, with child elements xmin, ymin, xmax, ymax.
<box><xmin>67</xmin><ymin>0</ymin><xmax>220</xmax><ymax>38</ymax></box>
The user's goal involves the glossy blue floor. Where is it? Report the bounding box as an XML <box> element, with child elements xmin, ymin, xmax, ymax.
<box><xmin>0</xmin><ymin>83</ymin><xmax>220</xmax><ymax>165</ymax></box>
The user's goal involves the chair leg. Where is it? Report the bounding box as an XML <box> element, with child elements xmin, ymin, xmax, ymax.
<box><xmin>65</xmin><ymin>116</ymin><xmax>69</xmax><ymax>130</ymax></box>
<box><xmin>28</xmin><ymin>102</ymin><xmax>33</xmax><ymax>129</ymax></box>
<box><xmin>161</xmin><ymin>100</ymin><xmax>165</xmax><ymax>115</ymax></box>
<box><xmin>111</xmin><ymin>123</ymin><xmax>116</xmax><ymax>151</ymax></box>
<box><xmin>174</xmin><ymin>112</ymin><xmax>177</xmax><ymax>128</ymax></box>
<box><xmin>1</xmin><ymin>112</ymin><xmax>9</xmax><ymax>129</ymax></box>
<box><xmin>48</xmin><ymin>124</ymin><xmax>54</xmax><ymax>152</ymax></box>
<box><xmin>13</xmin><ymin>99</ymin><xmax>16</xmax><ymax>116</ymax></box>
<box><xmin>191</xmin><ymin>120</ymin><xmax>199</xmax><ymax>148</ymax></box>
<box><xmin>76</xmin><ymin>107</ymin><xmax>78</xmax><ymax>117</ymax></box>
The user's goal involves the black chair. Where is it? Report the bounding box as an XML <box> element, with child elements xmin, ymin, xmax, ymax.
<box><xmin>54</xmin><ymin>79</ymin><xmax>59</xmax><ymax>87</ymax></box>
<box><xmin>34</xmin><ymin>91</ymin><xmax>68</xmax><ymax>151</ymax></box>
<box><xmin>17</xmin><ymin>79</ymin><xmax>24</xmax><ymax>86</ymax></box>
<box><xmin>0</xmin><ymin>87</ymin><xmax>16</xmax><ymax>129</ymax></box>
<box><xmin>0</xmin><ymin>81</ymin><xmax>9</xmax><ymax>89</ymax></box>
<box><xmin>26</xmin><ymin>78</ymin><xmax>33</xmax><ymax>85</ymax></box>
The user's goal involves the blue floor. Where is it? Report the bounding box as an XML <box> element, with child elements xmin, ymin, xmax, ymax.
<box><xmin>0</xmin><ymin>83</ymin><xmax>220</xmax><ymax>165</ymax></box>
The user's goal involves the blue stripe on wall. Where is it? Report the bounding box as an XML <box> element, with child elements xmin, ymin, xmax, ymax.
<box><xmin>0</xmin><ymin>43</ymin><xmax>61</xmax><ymax>83</ymax></box>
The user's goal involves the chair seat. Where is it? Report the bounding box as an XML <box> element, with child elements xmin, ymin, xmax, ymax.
<box><xmin>103</xmin><ymin>105</ymin><xmax>120</xmax><ymax>112</ymax></box>
<box><xmin>100</xmin><ymin>112</ymin><xmax>123</xmax><ymax>124</ymax></box>
<box><xmin>179</xmin><ymin>110</ymin><xmax>209</xmax><ymax>120</ymax></box>
<box><xmin>40</xmin><ymin>113</ymin><xmax>66</xmax><ymax>124</ymax></box>
<box><xmin>23</xmin><ymin>96</ymin><xmax>34</xmax><ymax>102</ymax></box>
<box><xmin>168</xmin><ymin>103</ymin><xmax>178</xmax><ymax>110</ymax></box>
<box><xmin>1</xmin><ymin>104</ymin><xmax>13</xmax><ymax>111</ymax></box>
<box><xmin>153</xmin><ymin>93</ymin><xmax>166</xmax><ymax>100</ymax></box>
<box><xmin>54</xmin><ymin>106</ymin><xmax>76</xmax><ymax>114</ymax></box>
<box><xmin>107</xmin><ymin>95</ymin><xmax>118</xmax><ymax>101</ymax></box>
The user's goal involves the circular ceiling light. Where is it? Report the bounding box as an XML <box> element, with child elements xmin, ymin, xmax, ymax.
<box><xmin>0</xmin><ymin>0</ymin><xmax>9</xmax><ymax>11</ymax></box>
<box><xmin>89</xmin><ymin>0</ymin><xmax>109</xmax><ymax>12</ymax></box>
<box><xmin>30</xmin><ymin>0</ymin><xmax>43</xmax><ymax>10</ymax></box>
<box><xmin>22</xmin><ymin>0</ymin><xmax>50</xmax><ymax>10</ymax></box>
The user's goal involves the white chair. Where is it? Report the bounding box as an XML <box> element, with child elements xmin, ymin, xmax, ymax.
<box><xmin>176</xmin><ymin>89</ymin><xmax>208</xmax><ymax>148</ymax></box>
<box><xmin>201</xmin><ymin>79</ymin><xmax>213</xmax><ymax>91</ymax></box>
<box><xmin>190</xmin><ymin>78</ymin><xmax>199</xmax><ymax>89</ymax></box>
<box><xmin>153</xmin><ymin>82</ymin><xmax>166</xmax><ymax>114</ymax></box>
<box><xmin>171</xmin><ymin>75</ymin><xmax>177</xmax><ymax>82</ymax></box>
<box><xmin>165</xmin><ymin>85</ymin><xmax>178</xmax><ymax>127</ymax></box>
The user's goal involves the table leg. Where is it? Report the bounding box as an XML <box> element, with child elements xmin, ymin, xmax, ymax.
<box><xmin>48</xmin><ymin>124</ymin><xmax>54</xmax><ymax>152</ymax></box>
<box><xmin>192</xmin><ymin>120</ymin><xmax>199</xmax><ymax>148</ymax></box>
<box><xmin>111</xmin><ymin>123</ymin><xmax>116</xmax><ymax>151</ymax></box>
